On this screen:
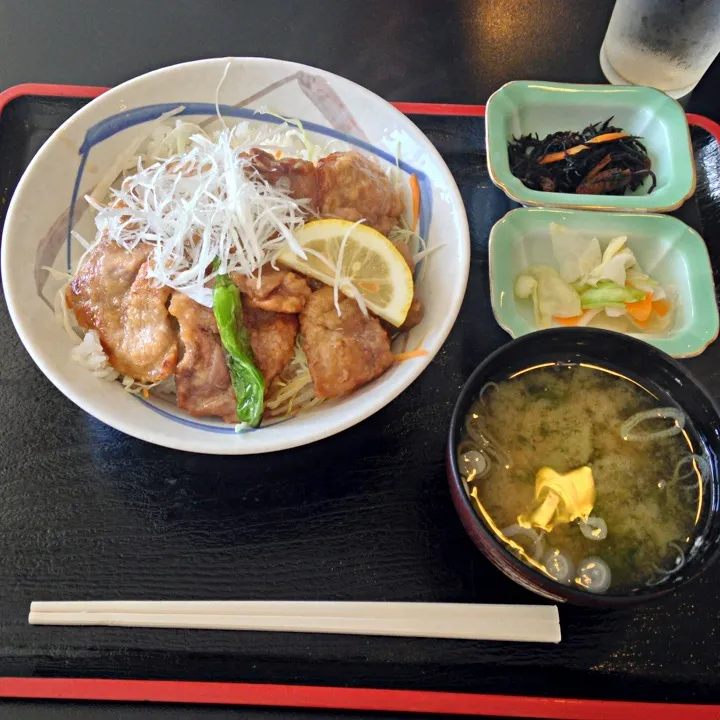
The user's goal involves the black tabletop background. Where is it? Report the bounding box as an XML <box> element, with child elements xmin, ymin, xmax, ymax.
<box><xmin>2</xmin><ymin>1</ymin><xmax>720</xmax><ymax>719</ymax></box>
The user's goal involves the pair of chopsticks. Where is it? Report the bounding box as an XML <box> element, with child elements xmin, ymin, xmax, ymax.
<box><xmin>29</xmin><ymin>601</ymin><xmax>561</xmax><ymax>643</ymax></box>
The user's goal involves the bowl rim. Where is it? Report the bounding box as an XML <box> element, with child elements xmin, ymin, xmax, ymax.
<box><xmin>484</xmin><ymin>79</ymin><xmax>697</xmax><ymax>212</ymax></box>
<box><xmin>0</xmin><ymin>56</ymin><xmax>471</xmax><ymax>454</ymax></box>
<box><xmin>447</xmin><ymin>326</ymin><xmax>720</xmax><ymax>606</ymax></box>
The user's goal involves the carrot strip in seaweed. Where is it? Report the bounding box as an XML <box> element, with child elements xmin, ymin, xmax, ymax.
<box><xmin>538</xmin><ymin>144</ymin><xmax>590</xmax><ymax>165</ymax></box>
<box><xmin>538</xmin><ymin>132</ymin><xmax>630</xmax><ymax>165</ymax></box>
<box><xmin>576</xmin><ymin>167</ymin><xmax>633</xmax><ymax>195</ymax></box>
<box><xmin>507</xmin><ymin>118</ymin><xmax>651</xmax><ymax>194</ymax></box>
<box><xmin>582</xmin><ymin>154</ymin><xmax>612</xmax><ymax>182</ymax></box>
<box><xmin>587</xmin><ymin>132</ymin><xmax>629</xmax><ymax>145</ymax></box>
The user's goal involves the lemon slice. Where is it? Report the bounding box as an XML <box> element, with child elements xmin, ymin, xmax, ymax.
<box><xmin>277</xmin><ymin>219</ymin><xmax>414</xmax><ymax>326</ymax></box>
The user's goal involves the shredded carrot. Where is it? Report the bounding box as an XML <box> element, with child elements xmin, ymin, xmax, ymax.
<box><xmin>587</xmin><ymin>131</ymin><xmax>629</xmax><ymax>145</ymax></box>
<box><xmin>539</xmin><ymin>145</ymin><xmax>590</xmax><ymax>165</ymax></box>
<box><xmin>409</xmin><ymin>174</ymin><xmax>420</xmax><ymax>232</ymax></box>
<box><xmin>553</xmin><ymin>313</ymin><xmax>585</xmax><ymax>326</ymax></box>
<box><xmin>626</xmin><ymin>292</ymin><xmax>653</xmax><ymax>322</ymax></box>
<box><xmin>274</xmin><ymin>150</ymin><xmax>283</xmax><ymax>158</ymax></box>
<box><xmin>539</xmin><ymin>132</ymin><xmax>630</xmax><ymax>165</ymax></box>
<box><xmin>652</xmin><ymin>298</ymin><xmax>671</xmax><ymax>317</ymax></box>
<box><xmin>631</xmin><ymin>314</ymin><xmax>653</xmax><ymax>329</ymax></box>
<box><xmin>393</xmin><ymin>348</ymin><xmax>429</xmax><ymax>362</ymax></box>
<box><xmin>142</xmin><ymin>387</ymin><xmax>150</xmax><ymax>399</ymax></box>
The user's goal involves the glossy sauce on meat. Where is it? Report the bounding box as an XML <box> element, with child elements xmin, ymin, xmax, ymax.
<box><xmin>317</xmin><ymin>151</ymin><xmax>404</xmax><ymax>236</ymax></box>
<box><xmin>67</xmin><ymin>237</ymin><xmax>178</xmax><ymax>383</ymax></box>
<box><xmin>168</xmin><ymin>294</ymin><xmax>298</xmax><ymax>421</ymax></box>
<box><xmin>232</xmin><ymin>267</ymin><xmax>311</xmax><ymax>314</ymax></box>
<box><xmin>66</xmin><ymin>147</ymin><xmax>415</xmax><ymax>423</ymax></box>
<box><xmin>168</xmin><ymin>293</ymin><xmax>238</xmax><ymax>421</ymax></box>
<box><xmin>248</xmin><ymin>148</ymin><xmax>318</xmax><ymax>209</ymax></box>
<box><xmin>244</xmin><ymin>307</ymin><xmax>298</xmax><ymax>385</ymax></box>
<box><xmin>300</xmin><ymin>287</ymin><xmax>394</xmax><ymax>398</ymax></box>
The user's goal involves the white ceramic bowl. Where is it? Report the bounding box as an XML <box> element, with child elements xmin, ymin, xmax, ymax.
<box><xmin>2</xmin><ymin>58</ymin><xmax>470</xmax><ymax>454</ymax></box>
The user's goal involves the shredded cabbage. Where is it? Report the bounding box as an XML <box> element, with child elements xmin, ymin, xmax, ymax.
<box><xmin>514</xmin><ymin>265</ymin><xmax>581</xmax><ymax>328</ymax></box>
<box><xmin>265</xmin><ymin>342</ymin><xmax>323</xmax><ymax>418</ymax></box>
<box><xmin>514</xmin><ymin>274</ymin><xmax>537</xmax><ymax>300</ymax></box>
<box><xmin>583</xmin><ymin>236</ymin><xmax>636</xmax><ymax>287</ymax></box>
<box><xmin>626</xmin><ymin>267</ymin><xmax>665</xmax><ymax>299</ymax></box>
<box><xmin>550</xmin><ymin>222</ymin><xmax>601</xmax><ymax>283</ymax></box>
<box><xmin>551</xmin><ymin>227</ymin><xmax>640</xmax><ymax>289</ymax></box>
<box><xmin>515</xmin><ymin>224</ymin><xmax>673</xmax><ymax>333</ymax></box>
<box><xmin>260</xmin><ymin>110</ymin><xmax>336</xmax><ymax>163</ymax></box>
<box><xmin>146</xmin><ymin>120</ymin><xmax>209</xmax><ymax>160</ymax></box>
<box><xmin>88</xmin><ymin>106</ymin><xmax>185</xmax><ymax>206</ymax></box>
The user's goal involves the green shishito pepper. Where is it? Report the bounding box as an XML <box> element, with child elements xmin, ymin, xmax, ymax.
<box><xmin>213</xmin><ymin>271</ymin><xmax>265</xmax><ymax>427</ymax></box>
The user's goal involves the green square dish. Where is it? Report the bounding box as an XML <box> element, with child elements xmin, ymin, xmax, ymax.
<box><xmin>486</xmin><ymin>81</ymin><xmax>696</xmax><ymax>212</ymax></box>
<box><xmin>489</xmin><ymin>208</ymin><xmax>718</xmax><ymax>358</ymax></box>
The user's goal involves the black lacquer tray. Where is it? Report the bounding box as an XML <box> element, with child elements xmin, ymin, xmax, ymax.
<box><xmin>0</xmin><ymin>87</ymin><xmax>719</xmax><ymax>718</ymax></box>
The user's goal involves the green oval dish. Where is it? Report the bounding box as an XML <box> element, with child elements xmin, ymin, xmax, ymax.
<box><xmin>486</xmin><ymin>81</ymin><xmax>696</xmax><ymax>212</ymax></box>
<box><xmin>489</xmin><ymin>207</ymin><xmax>718</xmax><ymax>358</ymax></box>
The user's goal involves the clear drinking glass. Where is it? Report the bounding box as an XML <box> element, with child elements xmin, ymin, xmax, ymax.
<box><xmin>600</xmin><ymin>0</ymin><xmax>720</xmax><ymax>98</ymax></box>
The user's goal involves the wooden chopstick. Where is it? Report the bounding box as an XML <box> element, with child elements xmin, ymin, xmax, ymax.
<box><xmin>29</xmin><ymin>601</ymin><xmax>561</xmax><ymax>643</ymax></box>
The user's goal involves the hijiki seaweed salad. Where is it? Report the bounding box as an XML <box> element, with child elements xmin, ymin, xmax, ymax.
<box><xmin>508</xmin><ymin>118</ymin><xmax>656</xmax><ymax>195</ymax></box>
<box><xmin>59</xmin><ymin>106</ymin><xmax>434</xmax><ymax>429</ymax></box>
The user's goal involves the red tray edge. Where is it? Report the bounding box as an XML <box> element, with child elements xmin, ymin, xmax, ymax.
<box><xmin>0</xmin><ymin>678</ymin><xmax>718</xmax><ymax>719</ymax></box>
<box><xmin>0</xmin><ymin>82</ymin><xmax>718</xmax><ymax>718</ymax></box>
<box><xmin>2</xmin><ymin>83</ymin><xmax>719</xmax><ymax>143</ymax></box>
<box><xmin>0</xmin><ymin>82</ymin><xmax>109</xmax><ymax>113</ymax></box>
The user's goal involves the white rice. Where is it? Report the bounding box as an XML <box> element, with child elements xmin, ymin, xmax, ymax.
<box><xmin>70</xmin><ymin>330</ymin><xmax>118</xmax><ymax>381</ymax></box>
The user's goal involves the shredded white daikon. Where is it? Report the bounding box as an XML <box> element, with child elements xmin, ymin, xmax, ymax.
<box><xmin>88</xmin><ymin>106</ymin><xmax>186</xmax><ymax>207</ymax></box>
<box><xmin>83</xmin><ymin>126</ymin><xmax>311</xmax><ymax>307</ymax></box>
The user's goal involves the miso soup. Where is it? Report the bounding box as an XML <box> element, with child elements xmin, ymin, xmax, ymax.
<box><xmin>457</xmin><ymin>362</ymin><xmax>707</xmax><ymax>594</ymax></box>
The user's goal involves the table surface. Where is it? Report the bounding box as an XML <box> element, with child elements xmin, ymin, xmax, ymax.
<box><xmin>2</xmin><ymin>2</ymin><xmax>720</xmax><ymax>719</ymax></box>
